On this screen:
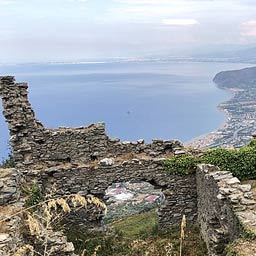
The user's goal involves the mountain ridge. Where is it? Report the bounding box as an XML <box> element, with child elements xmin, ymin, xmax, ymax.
<box><xmin>213</xmin><ymin>66</ymin><xmax>256</xmax><ymax>89</ymax></box>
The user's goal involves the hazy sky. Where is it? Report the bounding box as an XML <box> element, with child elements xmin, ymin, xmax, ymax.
<box><xmin>0</xmin><ymin>0</ymin><xmax>256</xmax><ymax>62</ymax></box>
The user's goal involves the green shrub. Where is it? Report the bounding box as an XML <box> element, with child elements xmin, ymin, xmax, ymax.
<box><xmin>164</xmin><ymin>154</ymin><xmax>198</xmax><ymax>175</ymax></box>
<box><xmin>200</xmin><ymin>148</ymin><xmax>238</xmax><ymax>173</ymax></box>
<box><xmin>164</xmin><ymin>140</ymin><xmax>256</xmax><ymax>180</ymax></box>
<box><xmin>24</xmin><ymin>183</ymin><xmax>43</xmax><ymax>208</ymax></box>
<box><xmin>201</xmin><ymin>144</ymin><xmax>256</xmax><ymax>180</ymax></box>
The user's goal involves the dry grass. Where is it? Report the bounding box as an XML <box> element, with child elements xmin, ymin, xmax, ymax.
<box><xmin>0</xmin><ymin>191</ymin><xmax>107</xmax><ymax>256</ymax></box>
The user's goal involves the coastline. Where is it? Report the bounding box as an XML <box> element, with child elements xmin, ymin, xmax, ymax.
<box><xmin>186</xmin><ymin>85</ymin><xmax>256</xmax><ymax>149</ymax></box>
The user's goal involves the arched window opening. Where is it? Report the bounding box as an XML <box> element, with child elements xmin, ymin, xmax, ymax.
<box><xmin>104</xmin><ymin>181</ymin><xmax>165</xmax><ymax>224</ymax></box>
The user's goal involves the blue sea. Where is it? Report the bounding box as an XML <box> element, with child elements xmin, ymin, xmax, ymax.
<box><xmin>0</xmin><ymin>61</ymin><xmax>253</xmax><ymax>159</ymax></box>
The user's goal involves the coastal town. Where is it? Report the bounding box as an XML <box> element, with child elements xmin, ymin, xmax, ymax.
<box><xmin>104</xmin><ymin>182</ymin><xmax>164</xmax><ymax>223</ymax></box>
<box><xmin>188</xmin><ymin>69</ymin><xmax>256</xmax><ymax>149</ymax></box>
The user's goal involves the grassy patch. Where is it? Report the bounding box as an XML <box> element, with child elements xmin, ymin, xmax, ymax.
<box><xmin>111</xmin><ymin>210</ymin><xmax>158</xmax><ymax>238</ymax></box>
<box><xmin>67</xmin><ymin>211</ymin><xmax>207</xmax><ymax>256</ymax></box>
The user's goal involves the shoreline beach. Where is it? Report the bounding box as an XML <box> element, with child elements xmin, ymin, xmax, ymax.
<box><xmin>186</xmin><ymin>85</ymin><xmax>256</xmax><ymax>149</ymax></box>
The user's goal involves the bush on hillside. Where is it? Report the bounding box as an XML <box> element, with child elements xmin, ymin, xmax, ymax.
<box><xmin>164</xmin><ymin>141</ymin><xmax>256</xmax><ymax>180</ymax></box>
<box><xmin>164</xmin><ymin>154</ymin><xmax>199</xmax><ymax>175</ymax></box>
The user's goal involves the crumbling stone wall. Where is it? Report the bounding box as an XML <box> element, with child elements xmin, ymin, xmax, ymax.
<box><xmin>0</xmin><ymin>168</ymin><xmax>77</xmax><ymax>256</ymax></box>
<box><xmin>0</xmin><ymin>76</ymin><xmax>182</xmax><ymax>170</ymax></box>
<box><xmin>25</xmin><ymin>158</ymin><xmax>198</xmax><ymax>231</ymax></box>
<box><xmin>197</xmin><ymin>164</ymin><xmax>256</xmax><ymax>256</ymax></box>
<box><xmin>0</xmin><ymin>168</ymin><xmax>23</xmax><ymax>255</ymax></box>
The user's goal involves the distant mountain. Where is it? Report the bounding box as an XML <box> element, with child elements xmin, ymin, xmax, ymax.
<box><xmin>213</xmin><ymin>66</ymin><xmax>256</xmax><ymax>89</ymax></box>
<box><xmin>192</xmin><ymin>46</ymin><xmax>256</xmax><ymax>63</ymax></box>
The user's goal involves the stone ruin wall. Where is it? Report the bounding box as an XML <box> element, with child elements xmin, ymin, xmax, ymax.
<box><xmin>26</xmin><ymin>159</ymin><xmax>198</xmax><ymax>230</ymax></box>
<box><xmin>0</xmin><ymin>76</ymin><xmax>183</xmax><ymax>170</ymax></box>
<box><xmin>1</xmin><ymin>76</ymin><xmax>256</xmax><ymax>255</ymax></box>
<box><xmin>197</xmin><ymin>164</ymin><xmax>256</xmax><ymax>256</ymax></box>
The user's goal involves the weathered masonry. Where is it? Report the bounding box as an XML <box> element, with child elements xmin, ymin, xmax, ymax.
<box><xmin>0</xmin><ymin>76</ymin><xmax>183</xmax><ymax>169</ymax></box>
<box><xmin>1</xmin><ymin>76</ymin><xmax>256</xmax><ymax>256</ymax></box>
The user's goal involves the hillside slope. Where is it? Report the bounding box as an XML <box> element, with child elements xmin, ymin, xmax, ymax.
<box><xmin>213</xmin><ymin>66</ymin><xmax>256</xmax><ymax>89</ymax></box>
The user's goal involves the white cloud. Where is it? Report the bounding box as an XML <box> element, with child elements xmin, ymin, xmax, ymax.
<box><xmin>108</xmin><ymin>0</ymin><xmax>210</xmax><ymax>24</ymax></box>
<box><xmin>106</xmin><ymin>5</ymin><xmax>193</xmax><ymax>24</ymax></box>
<box><xmin>241</xmin><ymin>20</ymin><xmax>256</xmax><ymax>37</ymax></box>
<box><xmin>162</xmin><ymin>18</ymin><xmax>199</xmax><ymax>26</ymax></box>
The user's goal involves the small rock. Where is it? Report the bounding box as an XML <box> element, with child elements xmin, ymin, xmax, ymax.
<box><xmin>244</xmin><ymin>192</ymin><xmax>253</xmax><ymax>199</ymax></box>
<box><xmin>0</xmin><ymin>181</ymin><xmax>4</xmax><ymax>189</ymax></box>
<box><xmin>228</xmin><ymin>193</ymin><xmax>242</xmax><ymax>203</ymax></box>
<box><xmin>137</xmin><ymin>139</ymin><xmax>144</xmax><ymax>144</ymax></box>
<box><xmin>91</xmin><ymin>152</ymin><xmax>99</xmax><ymax>157</ymax></box>
<box><xmin>122</xmin><ymin>161</ymin><xmax>129</xmax><ymax>166</ymax></box>
<box><xmin>217</xmin><ymin>193</ymin><xmax>225</xmax><ymax>200</ymax></box>
<box><xmin>219</xmin><ymin>188</ymin><xmax>231</xmax><ymax>195</ymax></box>
<box><xmin>99</xmin><ymin>158</ymin><xmax>114</xmax><ymax>166</ymax></box>
<box><xmin>149</xmin><ymin>151</ymin><xmax>158</xmax><ymax>157</ymax></box>
<box><xmin>0</xmin><ymin>234</ymin><xmax>10</xmax><ymax>244</ymax></box>
<box><xmin>174</xmin><ymin>150</ymin><xmax>186</xmax><ymax>155</ymax></box>
<box><xmin>109</xmin><ymin>138</ymin><xmax>120</xmax><ymax>143</ymax></box>
<box><xmin>226</xmin><ymin>177</ymin><xmax>240</xmax><ymax>185</ymax></box>
<box><xmin>240</xmin><ymin>198</ymin><xmax>256</xmax><ymax>205</ymax></box>
<box><xmin>238</xmin><ymin>184</ymin><xmax>251</xmax><ymax>192</ymax></box>
<box><xmin>122</xmin><ymin>141</ymin><xmax>131</xmax><ymax>145</ymax></box>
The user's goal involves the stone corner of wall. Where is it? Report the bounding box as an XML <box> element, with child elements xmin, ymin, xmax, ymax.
<box><xmin>196</xmin><ymin>163</ymin><xmax>256</xmax><ymax>255</ymax></box>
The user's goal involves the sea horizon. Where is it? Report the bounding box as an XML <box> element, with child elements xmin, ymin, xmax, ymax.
<box><xmin>0</xmin><ymin>60</ymin><xmax>254</xmax><ymax>159</ymax></box>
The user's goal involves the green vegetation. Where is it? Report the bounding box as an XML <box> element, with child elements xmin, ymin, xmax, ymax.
<box><xmin>68</xmin><ymin>211</ymin><xmax>207</xmax><ymax>256</ymax></box>
<box><xmin>201</xmin><ymin>143</ymin><xmax>256</xmax><ymax>180</ymax></box>
<box><xmin>112</xmin><ymin>210</ymin><xmax>158</xmax><ymax>238</ymax></box>
<box><xmin>164</xmin><ymin>154</ymin><xmax>198</xmax><ymax>175</ymax></box>
<box><xmin>164</xmin><ymin>140</ymin><xmax>256</xmax><ymax>180</ymax></box>
<box><xmin>23</xmin><ymin>183</ymin><xmax>43</xmax><ymax>208</ymax></box>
